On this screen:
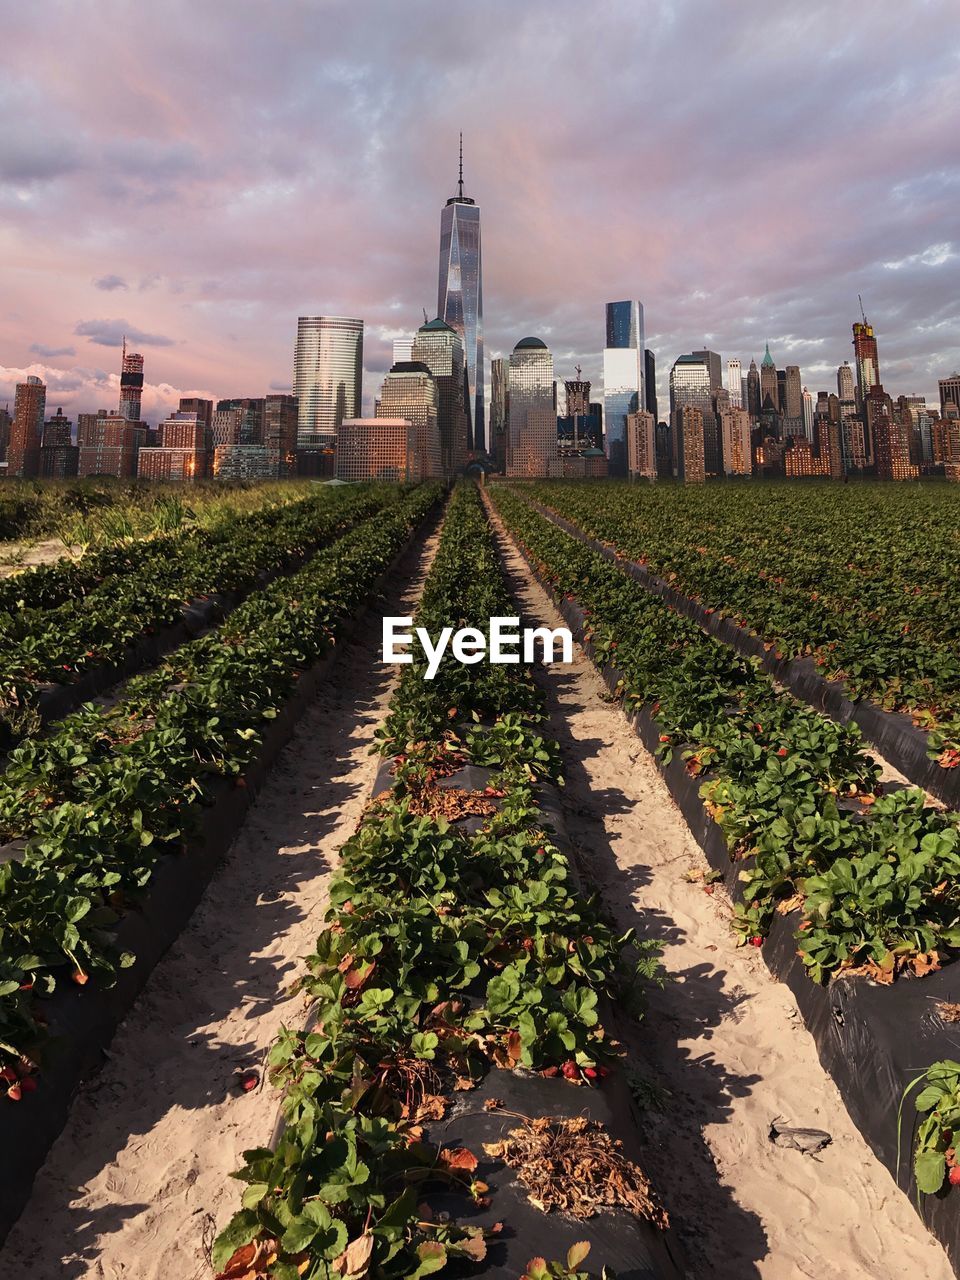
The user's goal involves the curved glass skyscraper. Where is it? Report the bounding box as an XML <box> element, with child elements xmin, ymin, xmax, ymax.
<box><xmin>294</xmin><ymin>316</ymin><xmax>363</xmax><ymax>449</ymax></box>
<box><xmin>437</xmin><ymin>136</ymin><xmax>484</xmax><ymax>452</ymax></box>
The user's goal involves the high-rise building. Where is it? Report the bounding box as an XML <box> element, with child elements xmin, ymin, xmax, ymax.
<box><xmin>377</xmin><ymin>362</ymin><xmax>443</xmax><ymax>479</ymax></box>
<box><xmin>816</xmin><ymin>415</ymin><xmax>844</xmax><ymax>479</ymax></box>
<box><xmin>77</xmin><ymin>411</ymin><xmax>146</xmax><ymax>477</ymax></box>
<box><xmin>213</xmin><ymin>446</ymin><xmax>275</xmax><ymax>481</ymax></box>
<box><xmin>837</xmin><ymin>360</ymin><xmax>856</xmax><ymax>404</ymax></box>
<box><xmin>294</xmin><ymin>316</ymin><xmax>363</xmax><ymax>451</ymax></box>
<box><xmin>672</xmin><ymin>405</ymin><xmax>705</xmax><ymax>483</ymax></box>
<box><xmin>212</xmin><ymin>408</ymin><xmax>243</xmax><ymax>448</ymax></box>
<box><xmin>490</xmin><ymin>356</ymin><xmax>509</xmax><ymax>472</ymax></box>
<box><xmin>217</xmin><ymin>398</ymin><xmax>266</xmax><ymax>445</ymax></box>
<box><xmin>626</xmin><ymin>409</ymin><xmax>657</xmax><ymax>480</ymax></box>
<box><xmin>336</xmin><ymin>418</ymin><xmax>419</xmax><ymax>482</ymax></box>
<box><xmin>119</xmin><ymin>343</ymin><xmax>145</xmax><ymax>422</ymax></box>
<box><xmin>40</xmin><ymin>408</ymin><xmax>78</xmax><ymax>478</ymax></box>
<box><xmin>411</xmin><ymin>317</ymin><xmax>468</xmax><ymax>476</ymax></box>
<box><xmin>875</xmin><ymin>413</ymin><xmax>918</xmax><ymax>481</ymax></box>
<box><xmin>852</xmin><ymin>318</ymin><xmax>880</xmax><ymax>407</ymax></box>
<box><xmin>783</xmin><ymin>365</ymin><xmax>802</xmax><ymax>422</ymax></box>
<box><xmin>842</xmin><ymin>415</ymin><xmax>867</xmax><ymax>472</ymax></box>
<box><xmin>719</xmin><ymin>407</ymin><xmax>752</xmax><ymax>476</ymax></box>
<box><xmin>138</xmin><ymin>411</ymin><xmax>206</xmax><ymax>480</ymax></box>
<box><xmin>506</xmin><ymin>337</ymin><xmax>555</xmax><ymax>477</ymax></box>
<box><xmin>392</xmin><ymin>336</ymin><xmax>415</xmax><ymax>365</ymax></box>
<box><xmin>784</xmin><ymin>437</ymin><xmax>827</xmax><ymax>478</ymax></box>
<box><xmin>264</xmin><ymin>394</ymin><xmax>298</xmax><ymax>476</ymax></box>
<box><xmin>670</xmin><ymin>354</ymin><xmax>719</xmax><ymax>474</ymax></box>
<box><xmin>437</xmin><ymin>135</ymin><xmax>484</xmax><ymax>451</ymax></box>
<box><xmin>939</xmin><ymin>374</ymin><xmax>960</xmax><ymax>420</ymax></box>
<box><xmin>691</xmin><ymin>349</ymin><xmax>722</xmax><ymax>394</ymax></box>
<box><xmin>603</xmin><ymin>301</ymin><xmax>645</xmax><ymax>477</ymax></box>
<box><xmin>8</xmin><ymin>375</ymin><xmax>46</xmax><ymax>478</ymax></box>
<box><xmin>644</xmin><ymin>349</ymin><xmax>658</xmax><ymax>421</ymax></box>
<box><xmin>759</xmin><ymin>343</ymin><xmax>779</xmax><ymax>412</ymax></box>
<box><xmin>802</xmin><ymin>387</ymin><xmax>814</xmax><ymax>440</ymax></box>
<box><xmin>0</xmin><ymin>406</ymin><xmax>11</xmax><ymax>462</ymax></box>
<box><xmin>561</xmin><ymin>372</ymin><xmax>596</xmax><ymax>452</ymax></box>
<box><xmin>746</xmin><ymin>358</ymin><xmax>761</xmax><ymax>419</ymax></box>
<box><xmin>726</xmin><ymin>358</ymin><xmax>743</xmax><ymax>408</ymax></box>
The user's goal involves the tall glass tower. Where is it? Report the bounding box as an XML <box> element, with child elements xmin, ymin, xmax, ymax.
<box><xmin>602</xmin><ymin>300</ymin><xmax>645</xmax><ymax>477</ymax></box>
<box><xmin>437</xmin><ymin>134</ymin><xmax>484</xmax><ymax>452</ymax></box>
<box><xmin>294</xmin><ymin>316</ymin><xmax>363</xmax><ymax>450</ymax></box>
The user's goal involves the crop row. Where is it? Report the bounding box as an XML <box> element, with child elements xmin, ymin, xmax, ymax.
<box><xmin>525</xmin><ymin>481</ymin><xmax>960</xmax><ymax>765</ymax></box>
<box><xmin>0</xmin><ymin>486</ymin><xmax>398</xmax><ymax>750</ymax></box>
<box><xmin>211</xmin><ymin>484</ymin><xmax>666</xmax><ymax>1280</ymax></box>
<box><xmin>0</xmin><ymin>484</ymin><xmax>441</xmax><ymax>1083</ymax></box>
<box><xmin>490</xmin><ymin>486</ymin><xmax>960</xmax><ymax>988</ymax></box>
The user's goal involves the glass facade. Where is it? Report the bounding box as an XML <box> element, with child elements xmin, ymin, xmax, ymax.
<box><xmin>377</xmin><ymin>362</ymin><xmax>443</xmax><ymax>479</ymax></box>
<box><xmin>506</xmin><ymin>338</ymin><xmax>554</xmax><ymax>477</ymax></box>
<box><xmin>294</xmin><ymin>316</ymin><xmax>363</xmax><ymax>449</ymax></box>
<box><xmin>411</xmin><ymin>318</ymin><xmax>468</xmax><ymax>476</ymax></box>
<box><xmin>602</xmin><ymin>301</ymin><xmax>645</xmax><ymax>477</ymax></box>
<box><xmin>438</xmin><ymin>196</ymin><xmax>484</xmax><ymax>452</ymax></box>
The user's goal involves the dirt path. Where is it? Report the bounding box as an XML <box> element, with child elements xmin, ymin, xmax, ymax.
<box><xmin>0</xmin><ymin>537</ymin><xmax>77</xmax><ymax>577</ymax></box>
<box><xmin>0</xmin><ymin>523</ymin><xmax>442</xmax><ymax>1280</ymax></box>
<box><xmin>489</xmin><ymin>503</ymin><xmax>953</xmax><ymax>1280</ymax></box>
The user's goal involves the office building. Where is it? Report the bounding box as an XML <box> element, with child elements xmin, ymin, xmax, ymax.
<box><xmin>77</xmin><ymin>412</ymin><xmax>145</xmax><ymax>477</ymax></box>
<box><xmin>294</xmin><ymin>316</ymin><xmax>363</xmax><ymax>450</ymax></box>
<box><xmin>852</xmin><ymin>318</ymin><xmax>880</xmax><ymax>409</ymax></box>
<box><xmin>138</xmin><ymin>411</ymin><xmax>206</xmax><ymax>480</ymax></box>
<box><xmin>838</xmin><ymin>360</ymin><xmax>856</xmax><ymax>404</ymax></box>
<box><xmin>626</xmin><ymin>409</ymin><xmax>656</xmax><ymax>480</ymax></box>
<box><xmin>336</xmin><ymin>418</ymin><xmax>419</xmax><ymax>482</ymax></box>
<box><xmin>8</xmin><ymin>376</ymin><xmax>46</xmax><ymax>477</ymax></box>
<box><xmin>40</xmin><ymin>408</ymin><xmax>78</xmax><ymax>478</ymax></box>
<box><xmin>670</xmin><ymin>354</ymin><xmax>719</xmax><ymax>474</ymax></box>
<box><xmin>603</xmin><ymin>300</ymin><xmax>645</xmax><ymax>476</ymax></box>
<box><xmin>644</xmin><ymin>350</ymin><xmax>658</xmax><ymax>421</ymax></box>
<box><xmin>264</xmin><ymin>394</ymin><xmax>298</xmax><ymax>476</ymax></box>
<box><xmin>377</xmin><ymin>361</ymin><xmax>443</xmax><ymax>479</ymax></box>
<box><xmin>411</xmin><ymin>317</ymin><xmax>468</xmax><ymax>475</ymax></box>
<box><xmin>392</xmin><ymin>336</ymin><xmax>415</xmax><ymax>365</ymax></box>
<box><xmin>119</xmin><ymin>344</ymin><xmax>145</xmax><ymax>423</ymax></box>
<box><xmin>506</xmin><ymin>337</ymin><xmax>555</xmax><ymax>477</ymax></box>
<box><xmin>940</xmin><ymin>374</ymin><xmax>960</xmax><ymax>421</ymax></box>
<box><xmin>217</xmin><ymin>398</ymin><xmax>266</xmax><ymax>445</ymax></box>
<box><xmin>490</xmin><ymin>356</ymin><xmax>509</xmax><ymax>471</ymax></box>
<box><xmin>746</xmin><ymin>358</ymin><xmax>761</xmax><ymax>419</ymax></box>
<box><xmin>726</xmin><ymin>358</ymin><xmax>743</xmax><ymax>408</ymax></box>
<box><xmin>759</xmin><ymin>343</ymin><xmax>779</xmax><ymax>412</ymax></box>
<box><xmin>672</xmin><ymin>405</ymin><xmax>705</xmax><ymax>483</ymax></box>
<box><xmin>783</xmin><ymin>365</ymin><xmax>803</xmax><ymax>421</ymax></box>
<box><xmin>719</xmin><ymin>407</ymin><xmax>752</xmax><ymax>475</ymax></box>
<box><xmin>213</xmin><ymin>445</ymin><xmax>275</xmax><ymax>481</ymax></box>
<box><xmin>437</xmin><ymin>135</ymin><xmax>484</xmax><ymax>450</ymax></box>
<box><xmin>212</xmin><ymin>408</ymin><xmax>243</xmax><ymax>448</ymax></box>
<box><xmin>802</xmin><ymin>387</ymin><xmax>814</xmax><ymax>440</ymax></box>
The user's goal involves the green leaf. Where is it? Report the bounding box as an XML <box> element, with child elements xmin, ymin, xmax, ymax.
<box><xmin>915</xmin><ymin>1149</ymin><xmax>946</xmax><ymax>1195</ymax></box>
<box><xmin>210</xmin><ymin>1209</ymin><xmax>261</xmax><ymax>1270</ymax></box>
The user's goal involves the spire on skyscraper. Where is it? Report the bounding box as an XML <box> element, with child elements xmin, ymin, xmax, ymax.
<box><xmin>458</xmin><ymin>131</ymin><xmax>464</xmax><ymax>200</ymax></box>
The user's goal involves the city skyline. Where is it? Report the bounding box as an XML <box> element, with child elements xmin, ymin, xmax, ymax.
<box><xmin>1</xmin><ymin>0</ymin><xmax>958</xmax><ymax>420</ymax></box>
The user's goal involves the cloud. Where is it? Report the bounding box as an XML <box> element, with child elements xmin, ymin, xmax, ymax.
<box><xmin>74</xmin><ymin>319</ymin><xmax>176</xmax><ymax>348</ymax></box>
<box><xmin>93</xmin><ymin>274</ymin><xmax>128</xmax><ymax>291</ymax></box>
<box><xmin>0</xmin><ymin>0</ymin><xmax>957</xmax><ymax>412</ymax></box>
<box><xmin>29</xmin><ymin>343</ymin><xmax>77</xmax><ymax>358</ymax></box>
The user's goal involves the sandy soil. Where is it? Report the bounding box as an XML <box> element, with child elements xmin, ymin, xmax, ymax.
<box><xmin>0</xmin><ymin>523</ymin><xmax>441</xmax><ymax>1280</ymax></box>
<box><xmin>489</xmin><ymin>505</ymin><xmax>953</xmax><ymax>1280</ymax></box>
<box><xmin>0</xmin><ymin>538</ymin><xmax>77</xmax><ymax>577</ymax></box>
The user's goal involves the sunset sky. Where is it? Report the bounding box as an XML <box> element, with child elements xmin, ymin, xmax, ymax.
<box><xmin>2</xmin><ymin>0</ymin><xmax>958</xmax><ymax>421</ymax></box>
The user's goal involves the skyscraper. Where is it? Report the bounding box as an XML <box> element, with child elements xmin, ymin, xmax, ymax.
<box><xmin>602</xmin><ymin>300</ymin><xmax>645</xmax><ymax>477</ymax></box>
<box><xmin>746</xmin><ymin>359</ymin><xmax>761</xmax><ymax>419</ymax></box>
<box><xmin>626</xmin><ymin>409</ymin><xmax>657</xmax><ymax>480</ymax></box>
<box><xmin>672</xmin><ymin>405</ymin><xmax>705</xmax><ymax>483</ymax></box>
<box><xmin>412</xmin><ymin>317</ymin><xmax>468</xmax><ymax>475</ymax></box>
<box><xmin>726</xmin><ymin>358</ymin><xmax>743</xmax><ymax>408</ymax></box>
<box><xmin>437</xmin><ymin>135</ymin><xmax>484</xmax><ymax>451</ymax></box>
<box><xmin>294</xmin><ymin>316</ymin><xmax>363</xmax><ymax>450</ymax></box>
<box><xmin>939</xmin><ymin>373</ymin><xmax>960</xmax><ymax>420</ymax></box>
<box><xmin>377</xmin><ymin>361</ymin><xmax>443</xmax><ymax>479</ymax></box>
<box><xmin>8</xmin><ymin>375</ymin><xmax>45</xmax><ymax>478</ymax></box>
<box><xmin>837</xmin><ymin>360</ymin><xmax>856</xmax><ymax>404</ymax></box>
<box><xmin>644</xmin><ymin>349</ymin><xmax>658</xmax><ymax>421</ymax></box>
<box><xmin>802</xmin><ymin>387</ymin><xmax>814</xmax><ymax>440</ymax></box>
<box><xmin>670</xmin><ymin>354</ymin><xmax>719</xmax><ymax>474</ymax></box>
<box><xmin>759</xmin><ymin>343</ymin><xmax>779</xmax><ymax>412</ymax></box>
<box><xmin>490</xmin><ymin>356</ymin><xmax>509</xmax><ymax>472</ymax></box>
<box><xmin>719</xmin><ymin>407</ymin><xmax>752</xmax><ymax>475</ymax></box>
<box><xmin>264</xmin><ymin>394</ymin><xmax>298</xmax><ymax>476</ymax></box>
<box><xmin>119</xmin><ymin>343</ymin><xmax>144</xmax><ymax>422</ymax></box>
<box><xmin>783</xmin><ymin>365</ymin><xmax>803</xmax><ymax>422</ymax></box>
<box><xmin>506</xmin><ymin>337</ymin><xmax>555</xmax><ymax>477</ymax></box>
<box><xmin>852</xmin><ymin>317</ymin><xmax>880</xmax><ymax>407</ymax></box>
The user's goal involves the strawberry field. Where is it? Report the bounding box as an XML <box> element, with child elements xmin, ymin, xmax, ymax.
<box><xmin>522</xmin><ymin>480</ymin><xmax>960</xmax><ymax>770</ymax></box>
<box><xmin>2</xmin><ymin>477</ymin><xmax>959</xmax><ymax>1278</ymax></box>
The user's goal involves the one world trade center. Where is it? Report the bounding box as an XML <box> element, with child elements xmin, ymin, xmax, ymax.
<box><xmin>437</xmin><ymin>134</ymin><xmax>484</xmax><ymax>452</ymax></box>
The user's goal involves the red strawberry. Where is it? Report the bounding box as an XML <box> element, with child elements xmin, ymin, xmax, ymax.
<box><xmin>658</xmin><ymin>734</ymin><xmax>671</xmax><ymax>743</ymax></box>
<box><xmin>72</xmin><ymin>970</ymin><xmax>88</xmax><ymax>986</ymax></box>
<box><xmin>749</xmin><ymin>936</ymin><xmax>763</xmax><ymax>947</ymax></box>
<box><xmin>561</xmin><ymin>1060</ymin><xmax>580</xmax><ymax>1080</ymax></box>
<box><xmin>583</xmin><ymin>1067</ymin><xmax>598</xmax><ymax>1079</ymax></box>
<box><xmin>535</xmin><ymin>847</ymin><xmax>546</xmax><ymax>857</ymax></box>
<box><xmin>949</xmin><ymin>1166</ymin><xmax>960</xmax><ymax>1187</ymax></box>
<box><xmin>237</xmin><ymin>1069</ymin><xmax>260</xmax><ymax>1093</ymax></box>
<box><xmin>777</xmin><ymin>748</ymin><xmax>788</xmax><ymax>758</ymax></box>
<box><xmin>19</xmin><ymin>1075</ymin><xmax>37</xmax><ymax>1094</ymax></box>
<box><xmin>6</xmin><ymin>1083</ymin><xmax>22</xmax><ymax>1102</ymax></box>
<box><xmin>0</xmin><ymin>1067</ymin><xmax>17</xmax><ymax>1084</ymax></box>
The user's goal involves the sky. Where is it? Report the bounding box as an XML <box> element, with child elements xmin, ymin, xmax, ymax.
<box><xmin>1</xmin><ymin>0</ymin><xmax>958</xmax><ymax>423</ymax></box>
